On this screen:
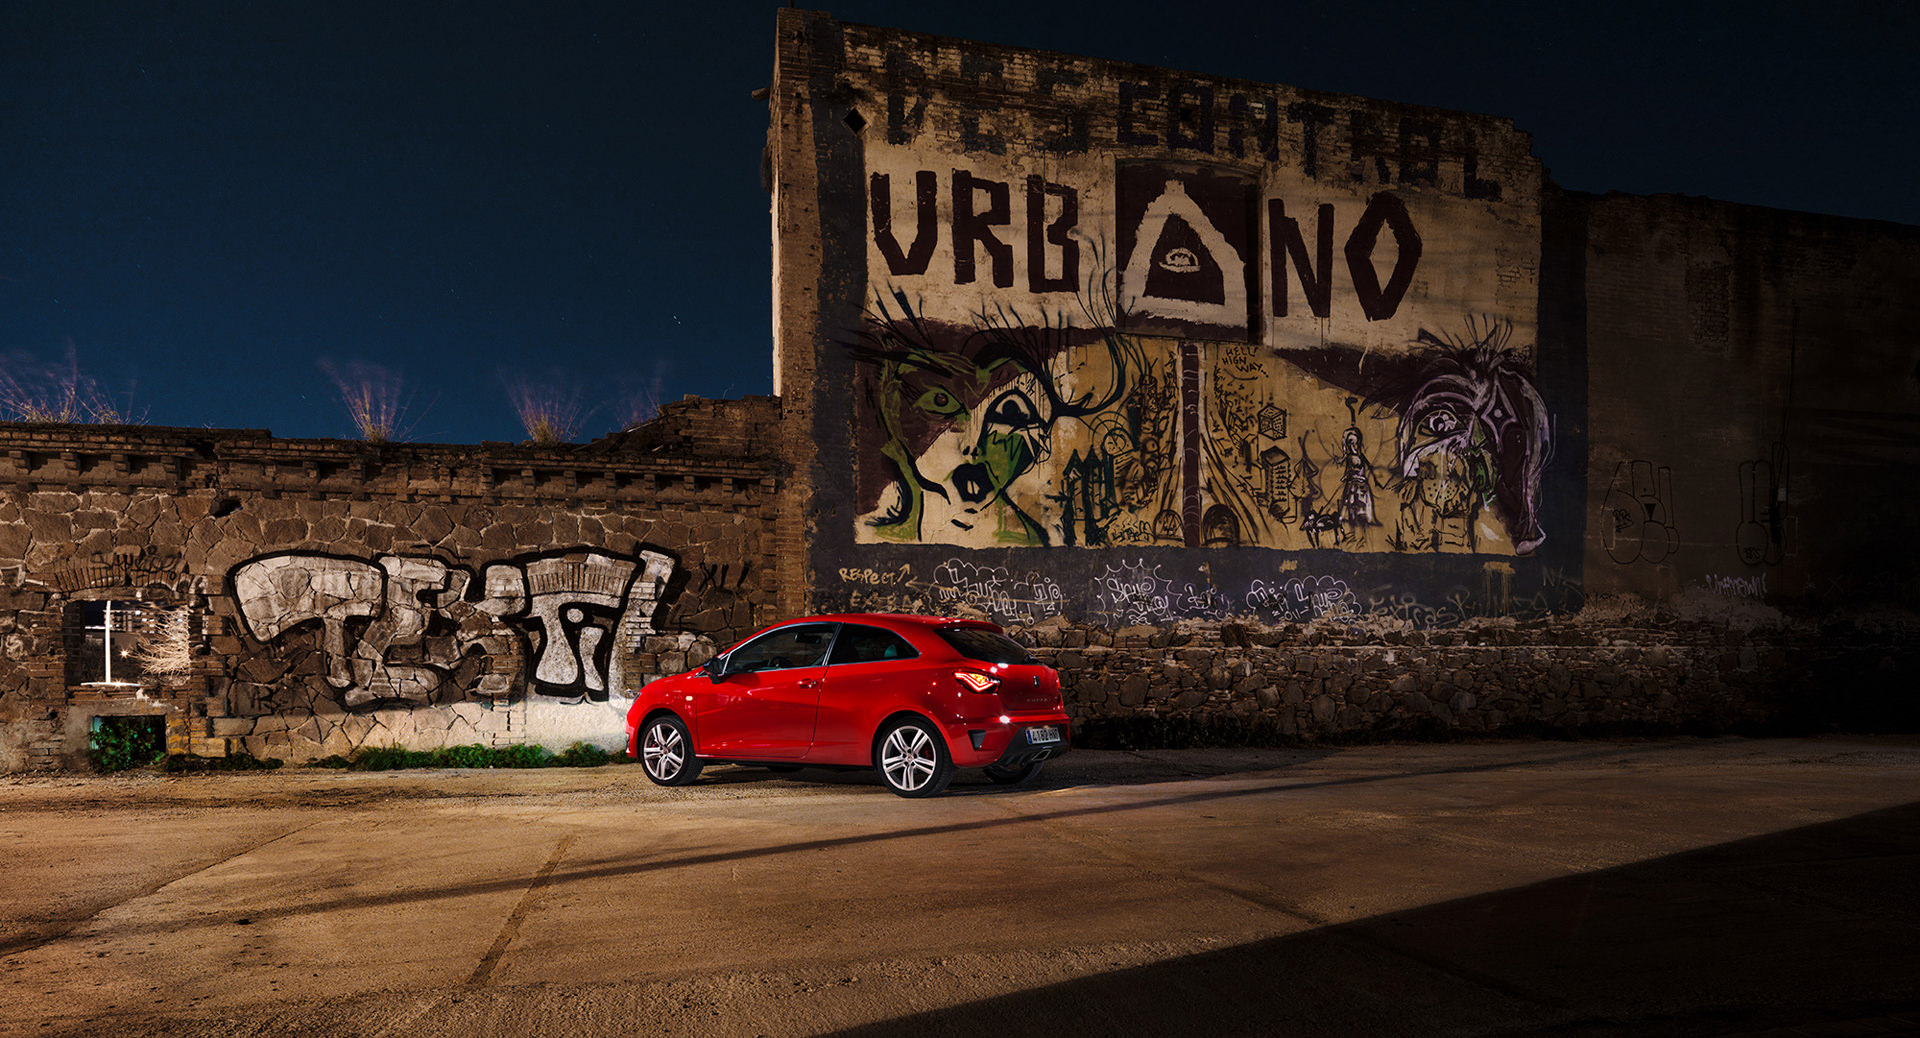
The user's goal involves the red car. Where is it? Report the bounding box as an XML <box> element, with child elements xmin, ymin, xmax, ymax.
<box><xmin>624</xmin><ymin>613</ymin><xmax>1069</xmax><ymax>797</ymax></box>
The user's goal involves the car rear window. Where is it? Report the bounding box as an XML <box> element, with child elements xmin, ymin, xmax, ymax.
<box><xmin>829</xmin><ymin>624</ymin><xmax>919</xmax><ymax>665</ymax></box>
<box><xmin>935</xmin><ymin>627</ymin><xmax>1035</xmax><ymax>665</ymax></box>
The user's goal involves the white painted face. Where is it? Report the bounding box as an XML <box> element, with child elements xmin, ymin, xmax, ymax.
<box><xmin>912</xmin><ymin>369</ymin><xmax>1056</xmax><ymax>544</ymax></box>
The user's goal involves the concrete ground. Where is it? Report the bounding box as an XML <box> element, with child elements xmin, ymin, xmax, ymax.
<box><xmin>1</xmin><ymin>736</ymin><xmax>1916</xmax><ymax>1038</ymax></box>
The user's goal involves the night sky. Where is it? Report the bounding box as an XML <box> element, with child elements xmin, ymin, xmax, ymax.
<box><xmin>6</xmin><ymin>2</ymin><xmax>1916</xmax><ymax>445</ymax></box>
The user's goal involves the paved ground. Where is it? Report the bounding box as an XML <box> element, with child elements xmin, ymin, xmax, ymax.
<box><xmin>1</xmin><ymin>736</ymin><xmax>1917</xmax><ymax>1037</ymax></box>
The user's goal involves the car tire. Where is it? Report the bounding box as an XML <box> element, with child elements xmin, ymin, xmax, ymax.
<box><xmin>639</xmin><ymin>715</ymin><xmax>702</xmax><ymax>786</ymax></box>
<box><xmin>875</xmin><ymin>718</ymin><xmax>954</xmax><ymax>798</ymax></box>
<box><xmin>983</xmin><ymin>760</ymin><xmax>1044</xmax><ymax>785</ymax></box>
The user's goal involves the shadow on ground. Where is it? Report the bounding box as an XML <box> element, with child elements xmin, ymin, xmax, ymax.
<box><xmin>823</xmin><ymin>801</ymin><xmax>1920</xmax><ymax>1038</ymax></box>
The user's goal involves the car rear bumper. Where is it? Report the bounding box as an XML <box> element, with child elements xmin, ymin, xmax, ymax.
<box><xmin>950</xmin><ymin>718</ymin><xmax>1070</xmax><ymax>768</ymax></box>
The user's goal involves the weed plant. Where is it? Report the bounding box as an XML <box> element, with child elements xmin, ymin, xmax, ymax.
<box><xmin>88</xmin><ymin>717</ymin><xmax>166</xmax><ymax>772</ymax></box>
<box><xmin>312</xmin><ymin>741</ymin><xmax>614</xmax><ymax>771</ymax></box>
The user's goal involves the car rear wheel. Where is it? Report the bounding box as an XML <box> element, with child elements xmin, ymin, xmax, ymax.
<box><xmin>640</xmin><ymin>715</ymin><xmax>702</xmax><ymax>786</ymax></box>
<box><xmin>875</xmin><ymin>718</ymin><xmax>953</xmax><ymax>798</ymax></box>
<box><xmin>984</xmin><ymin>760</ymin><xmax>1044</xmax><ymax>785</ymax></box>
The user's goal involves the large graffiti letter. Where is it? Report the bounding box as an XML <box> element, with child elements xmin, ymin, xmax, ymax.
<box><xmin>1268</xmin><ymin>198</ymin><xmax>1334</xmax><ymax>319</ymax></box>
<box><xmin>1346</xmin><ymin>192</ymin><xmax>1422</xmax><ymax>321</ymax></box>
<box><xmin>345</xmin><ymin>555</ymin><xmax>461</xmax><ymax>706</ymax></box>
<box><xmin>233</xmin><ymin>555</ymin><xmax>383</xmax><ymax>690</ymax></box>
<box><xmin>1025</xmin><ymin>175</ymin><xmax>1079</xmax><ymax>293</ymax></box>
<box><xmin>952</xmin><ymin>170</ymin><xmax>1012</xmax><ymax>288</ymax></box>
<box><xmin>480</xmin><ymin>549</ymin><xmax>677</xmax><ymax>701</ymax></box>
<box><xmin>871</xmin><ymin>171</ymin><xmax>938</xmax><ymax>277</ymax></box>
<box><xmin>1121</xmin><ymin>176</ymin><xmax>1248</xmax><ymax>332</ymax></box>
<box><xmin>1735</xmin><ymin>443</ymin><xmax>1792</xmax><ymax>566</ymax></box>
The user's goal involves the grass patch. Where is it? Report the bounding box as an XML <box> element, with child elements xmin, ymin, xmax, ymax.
<box><xmin>163</xmin><ymin>753</ymin><xmax>284</xmax><ymax>773</ymax></box>
<box><xmin>311</xmin><ymin>742</ymin><xmax>615</xmax><ymax>771</ymax></box>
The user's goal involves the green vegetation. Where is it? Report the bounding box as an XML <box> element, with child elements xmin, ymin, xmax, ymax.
<box><xmin>88</xmin><ymin>716</ymin><xmax>166</xmax><ymax>772</ymax></box>
<box><xmin>163</xmin><ymin>752</ymin><xmax>284</xmax><ymax>773</ymax></box>
<box><xmin>312</xmin><ymin>741</ymin><xmax>616</xmax><ymax>771</ymax></box>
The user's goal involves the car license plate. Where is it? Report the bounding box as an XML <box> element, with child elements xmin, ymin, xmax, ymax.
<box><xmin>1026</xmin><ymin>726</ymin><xmax>1060</xmax><ymax>745</ymax></box>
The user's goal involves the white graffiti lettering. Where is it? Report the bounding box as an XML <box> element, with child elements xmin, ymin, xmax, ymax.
<box><xmin>233</xmin><ymin>548</ymin><xmax>675</xmax><ymax>706</ymax></box>
<box><xmin>1701</xmin><ymin>572</ymin><xmax>1769</xmax><ymax>599</ymax></box>
<box><xmin>1093</xmin><ymin>559</ymin><xmax>1230</xmax><ymax>626</ymax></box>
<box><xmin>1245</xmin><ymin>575</ymin><xmax>1355</xmax><ymax>622</ymax></box>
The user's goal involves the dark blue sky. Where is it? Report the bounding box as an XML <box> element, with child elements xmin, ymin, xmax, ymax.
<box><xmin>5</xmin><ymin>2</ymin><xmax>1915</xmax><ymax>444</ymax></box>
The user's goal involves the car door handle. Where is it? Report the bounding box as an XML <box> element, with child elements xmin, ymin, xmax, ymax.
<box><xmin>799</xmin><ymin>678</ymin><xmax>822</xmax><ymax>689</ymax></box>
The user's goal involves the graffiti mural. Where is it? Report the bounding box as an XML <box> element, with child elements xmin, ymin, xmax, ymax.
<box><xmin>851</xmin><ymin>290</ymin><xmax>1553</xmax><ymax>557</ymax></box>
<box><xmin>1602</xmin><ymin>459</ymin><xmax>1678</xmax><ymax>565</ymax></box>
<box><xmin>842</xmin><ymin>22</ymin><xmax>1546</xmax><ymax>569</ymax></box>
<box><xmin>232</xmin><ymin>547</ymin><xmax>675</xmax><ymax>706</ymax></box>
<box><xmin>851</xmin><ymin>288</ymin><xmax>1135</xmax><ymax>546</ymax></box>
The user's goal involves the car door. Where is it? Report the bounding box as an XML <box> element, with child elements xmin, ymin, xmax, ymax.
<box><xmin>809</xmin><ymin>622</ymin><xmax>922</xmax><ymax>765</ymax></box>
<box><xmin>694</xmin><ymin>622</ymin><xmax>836</xmax><ymax>759</ymax></box>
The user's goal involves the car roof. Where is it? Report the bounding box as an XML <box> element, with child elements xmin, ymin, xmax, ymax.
<box><xmin>779</xmin><ymin>612</ymin><xmax>1001</xmax><ymax>632</ymax></box>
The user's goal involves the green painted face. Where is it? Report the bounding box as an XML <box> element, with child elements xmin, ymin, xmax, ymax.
<box><xmin>974</xmin><ymin>427</ymin><xmax>1033</xmax><ymax>493</ymax></box>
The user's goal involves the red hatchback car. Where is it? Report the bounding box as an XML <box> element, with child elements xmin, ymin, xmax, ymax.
<box><xmin>624</xmin><ymin>613</ymin><xmax>1069</xmax><ymax>797</ymax></box>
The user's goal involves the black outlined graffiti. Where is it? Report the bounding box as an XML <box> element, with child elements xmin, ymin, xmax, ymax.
<box><xmin>232</xmin><ymin>554</ymin><xmax>384</xmax><ymax>693</ymax></box>
<box><xmin>233</xmin><ymin>547</ymin><xmax>676</xmax><ymax>706</ymax></box>
<box><xmin>1602</xmin><ymin>460</ymin><xmax>1678</xmax><ymax>565</ymax></box>
<box><xmin>695</xmin><ymin>561</ymin><xmax>753</xmax><ymax>594</ymax></box>
<box><xmin>1736</xmin><ymin>442</ymin><xmax>1793</xmax><ymax>567</ymax></box>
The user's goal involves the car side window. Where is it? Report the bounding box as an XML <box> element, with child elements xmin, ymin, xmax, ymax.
<box><xmin>828</xmin><ymin>624</ymin><xmax>919</xmax><ymax>666</ymax></box>
<box><xmin>726</xmin><ymin>623</ymin><xmax>839</xmax><ymax>673</ymax></box>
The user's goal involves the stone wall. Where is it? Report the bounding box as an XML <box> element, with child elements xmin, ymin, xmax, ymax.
<box><xmin>1015</xmin><ymin>613</ymin><xmax>1919</xmax><ymax>747</ymax></box>
<box><xmin>1577</xmin><ymin>191</ymin><xmax>1920</xmax><ymax>614</ymax></box>
<box><xmin>0</xmin><ymin>396</ymin><xmax>784</xmax><ymax>770</ymax></box>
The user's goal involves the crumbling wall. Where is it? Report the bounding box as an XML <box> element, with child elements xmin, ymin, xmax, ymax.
<box><xmin>0</xmin><ymin>397</ymin><xmax>783</xmax><ymax>769</ymax></box>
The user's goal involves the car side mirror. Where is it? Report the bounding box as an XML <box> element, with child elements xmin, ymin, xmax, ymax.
<box><xmin>706</xmin><ymin>655</ymin><xmax>730</xmax><ymax>681</ymax></box>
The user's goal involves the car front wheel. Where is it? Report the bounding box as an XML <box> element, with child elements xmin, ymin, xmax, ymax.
<box><xmin>640</xmin><ymin>715</ymin><xmax>703</xmax><ymax>786</ymax></box>
<box><xmin>875</xmin><ymin>718</ymin><xmax>954</xmax><ymax>798</ymax></box>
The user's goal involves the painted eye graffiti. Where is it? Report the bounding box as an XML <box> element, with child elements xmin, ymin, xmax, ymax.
<box><xmin>984</xmin><ymin>390</ymin><xmax>1042</xmax><ymax>432</ymax></box>
<box><xmin>1422</xmin><ymin>409</ymin><xmax>1461</xmax><ymax>437</ymax></box>
<box><xmin>913</xmin><ymin>387</ymin><xmax>964</xmax><ymax>420</ymax></box>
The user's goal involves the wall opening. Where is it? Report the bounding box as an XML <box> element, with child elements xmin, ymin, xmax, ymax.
<box><xmin>88</xmin><ymin>715</ymin><xmax>166</xmax><ymax>772</ymax></box>
<box><xmin>64</xmin><ymin>599</ymin><xmax>159</xmax><ymax>689</ymax></box>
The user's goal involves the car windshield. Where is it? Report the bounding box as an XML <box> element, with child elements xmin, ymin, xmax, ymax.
<box><xmin>934</xmin><ymin>626</ymin><xmax>1034</xmax><ymax>665</ymax></box>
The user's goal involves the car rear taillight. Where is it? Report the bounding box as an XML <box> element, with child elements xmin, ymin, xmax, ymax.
<box><xmin>954</xmin><ymin>670</ymin><xmax>1000</xmax><ymax>693</ymax></box>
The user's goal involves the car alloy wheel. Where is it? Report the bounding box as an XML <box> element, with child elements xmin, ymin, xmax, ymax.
<box><xmin>876</xmin><ymin>718</ymin><xmax>954</xmax><ymax>798</ymax></box>
<box><xmin>640</xmin><ymin>715</ymin><xmax>703</xmax><ymax>786</ymax></box>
